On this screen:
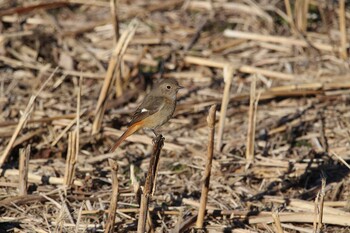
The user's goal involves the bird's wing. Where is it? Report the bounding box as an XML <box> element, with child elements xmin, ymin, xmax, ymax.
<box><xmin>128</xmin><ymin>96</ymin><xmax>165</xmax><ymax>126</ymax></box>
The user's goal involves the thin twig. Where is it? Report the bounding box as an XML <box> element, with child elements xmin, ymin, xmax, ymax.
<box><xmin>223</xmin><ymin>29</ymin><xmax>340</xmax><ymax>52</ymax></box>
<box><xmin>196</xmin><ymin>104</ymin><xmax>216</xmax><ymax>229</ymax></box>
<box><xmin>284</xmin><ymin>0</ymin><xmax>296</xmax><ymax>33</ymax></box>
<box><xmin>246</xmin><ymin>76</ymin><xmax>259</xmax><ymax>162</ymax></box>
<box><xmin>330</xmin><ymin>152</ymin><xmax>350</xmax><ymax>170</ymax></box>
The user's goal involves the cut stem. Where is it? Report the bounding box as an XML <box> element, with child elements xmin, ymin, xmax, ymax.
<box><xmin>196</xmin><ymin>104</ymin><xmax>217</xmax><ymax>228</ymax></box>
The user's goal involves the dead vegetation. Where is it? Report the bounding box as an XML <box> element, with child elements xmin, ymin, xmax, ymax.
<box><xmin>0</xmin><ymin>0</ymin><xmax>350</xmax><ymax>232</ymax></box>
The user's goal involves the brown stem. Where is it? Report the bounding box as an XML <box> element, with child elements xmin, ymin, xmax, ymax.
<box><xmin>196</xmin><ymin>104</ymin><xmax>216</xmax><ymax>228</ymax></box>
<box><xmin>137</xmin><ymin>135</ymin><xmax>164</xmax><ymax>233</ymax></box>
<box><xmin>18</xmin><ymin>145</ymin><xmax>31</xmax><ymax>195</ymax></box>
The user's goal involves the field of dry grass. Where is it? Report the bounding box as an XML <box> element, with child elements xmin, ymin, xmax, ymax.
<box><xmin>1</xmin><ymin>0</ymin><xmax>350</xmax><ymax>232</ymax></box>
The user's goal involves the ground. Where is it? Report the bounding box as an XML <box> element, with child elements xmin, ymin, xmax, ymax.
<box><xmin>0</xmin><ymin>0</ymin><xmax>350</xmax><ymax>232</ymax></box>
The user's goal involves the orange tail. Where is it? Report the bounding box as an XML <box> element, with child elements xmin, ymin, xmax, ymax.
<box><xmin>109</xmin><ymin>122</ymin><xmax>143</xmax><ymax>152</ymax></box>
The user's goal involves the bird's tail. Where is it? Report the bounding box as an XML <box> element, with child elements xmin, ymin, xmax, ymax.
<box><xmin>109</xmin><ymin>122</ymin><xmax>143</xmax><ymax>152</ymax></box>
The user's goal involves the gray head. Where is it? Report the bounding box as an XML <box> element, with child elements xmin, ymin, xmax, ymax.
<box><xmin>153</xmin><ymin>78</ymin><xmax>183</xmax><ymax>97</ymax></box>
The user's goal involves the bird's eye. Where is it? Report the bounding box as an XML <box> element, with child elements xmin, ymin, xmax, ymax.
<box><xmin>166</xmin><ymin>85</ymin><xmax>171</xmax><ymax>89</ymax></box>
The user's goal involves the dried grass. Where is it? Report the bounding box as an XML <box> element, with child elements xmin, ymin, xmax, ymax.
<box><xmin>1</xmin><ymin>0</ymin><xmax>350</xmax><ymax>232</ymax></box>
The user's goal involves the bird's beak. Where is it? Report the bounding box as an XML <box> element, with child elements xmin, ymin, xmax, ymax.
<box><xmin>177</xmin><ymin>85</ymin><xmax>184</xmax><ymax>90</ymax></box>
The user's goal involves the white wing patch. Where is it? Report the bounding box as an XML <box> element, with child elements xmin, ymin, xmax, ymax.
<box><xmin>141</xmin><ymin>108</ymin><xmax>148</xmax><ymax>113</ymax></box>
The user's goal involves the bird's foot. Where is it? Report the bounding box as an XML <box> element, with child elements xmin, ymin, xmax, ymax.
<box><xmin>151</xmin><ymin>129</ymin><xmax>159</xmax><ymax>137</ymax></box>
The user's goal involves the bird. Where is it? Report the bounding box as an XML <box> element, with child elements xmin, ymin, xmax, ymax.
<box><xmin>109</xmin><ymin>78</ymin><xmax>183</xmax><ymax>152</ymax></box>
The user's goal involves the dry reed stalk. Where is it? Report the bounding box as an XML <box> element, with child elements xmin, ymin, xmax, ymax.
<box><xmin>223</xmin><ymin>30</ymin><xmax>338</xmax><ymax>52</ymax></box>
<box><xmin>265</xmin><ymin>196</ymin><xmax>348</xmax><ymax>215</ymax></box>
<box><xmin>338</xmin><ymin>0</ymin><xmax>347</xmax><ymax>59</ymax></box>
<box><xmin>137</xmin><ymin>135</ymin><xmax>164</xmax><ymax>233</ymax></box>
<box><xmin>284</xmin><ymin>0</ymin><xmax>295</xmax><ymax>33</ymax></box>
<box><xmin>184</xmin><ymin>55</ymin><xmax>228</xmax><ymax>68</ymax></box>
<box><xmin>0</xmin><ymin>168</ymin><xmax>83</xmax><ymax>186</ymax></box>
<box><xmin>330</xmin><ymin>152</ymin><xmax>350</xmax><ymax>170</ymax></box>
<box><xmin>0</xmin><ymin>67</ymin><xmax>58</xmax><ymax>166</ymax></box>
<box><xmin>272</xmin><ymin>210</ymin><xmax>283</xmax><ymax>233</ymax></box>
<box><xmin>295</xmin><ymin>0</ymin><xmax>309</xmax><ymax>33</ymax></box>
<box><xmin>104</xmin><ymin>159</ymin><xmax>119</xmax><ymax>233</ymax></box>
<box><xmin>92</xmin><ymin>20</ymin><xmax>138</xmax><ymax>134</ymax></box>
<box><xmin>110</xmin><ymin>0</ymin><xmax>120</xmax><ymax>43</ymax></box>
<box><xmin>64</xmin><ymin>131</ymin><xmax>77</xmax><ymax>186</ymax></box>
<box><xmin>184</xmin><ymin>56</ymin><xmax>295</xmax><ymax>80</ymax></box>
<box><xmin>249</xmin><ymin>212</ymin><xmax>350</xmax><ymax>226</ymax></box>
<box><xmin>246</xmin><ymin>76</ymin><xmax>259</xmax><ymax>162</ymax></box>
<box><xmin>314</xmin><ymin>179</ymin><xmax>326</xmax><ymax>233</ymax></box>
<box><xmin>18</xmin><ymin>145</ymin><xmax>30</xmax><ymax>196</ymax></box>
<box><xmin>217</xmin><ymin>66</ymin><xmax>234</xmax><ymax>151</ymax></box>
<box><xmin>196</xmin><ymin>104</ymin><xmax>216</xmax><ymax>229</ymax></box>
<box><xmin>63</xmin><ymin>75</ymin><xmax>81</xmax><ymax>187</ymax></box>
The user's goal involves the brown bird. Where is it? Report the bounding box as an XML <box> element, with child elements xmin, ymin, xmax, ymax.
<box><xmin>109</xmin><ymin>78</ymin><xmax>183</xmax><ymax>152</ymax></box>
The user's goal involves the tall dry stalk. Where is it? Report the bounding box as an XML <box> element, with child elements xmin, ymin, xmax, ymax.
<box><xmin>284</xmin><ymin>0</ymin><xmax>296</xmax><ymax>33</ymax></box>
<box><xmin>246</xmin><ymin>76</ymin><xmax>259</xmax><ymax>162</ymax></box>
<box><xmin>196</xmin><ymin>104</ymin><xmax>216</xmax><ymax>228</ymax></box>
<box><xmin>137</xmin><ymin>135</ymin><xmax>164</xmax><ymax>233</ymax></box>
<box><xmin>295</xmin><ymin>0</ymin><xmax>309</xmax><ymax>33</ymax></box>
<box><xmin>92</xmin><ymin>20</ymin><xmax>138</xmax><ymax>134</ymax></box>
<box><xmin>216</xmin><ymin>66</ymin><xmax>234</xmax><ymax>151</ymax></box>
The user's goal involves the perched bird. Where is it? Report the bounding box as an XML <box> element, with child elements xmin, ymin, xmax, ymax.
<box><xmin>109</xmin><ymin>78</ymin><xmax>183</xmax><ymax>152</ymax></box>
